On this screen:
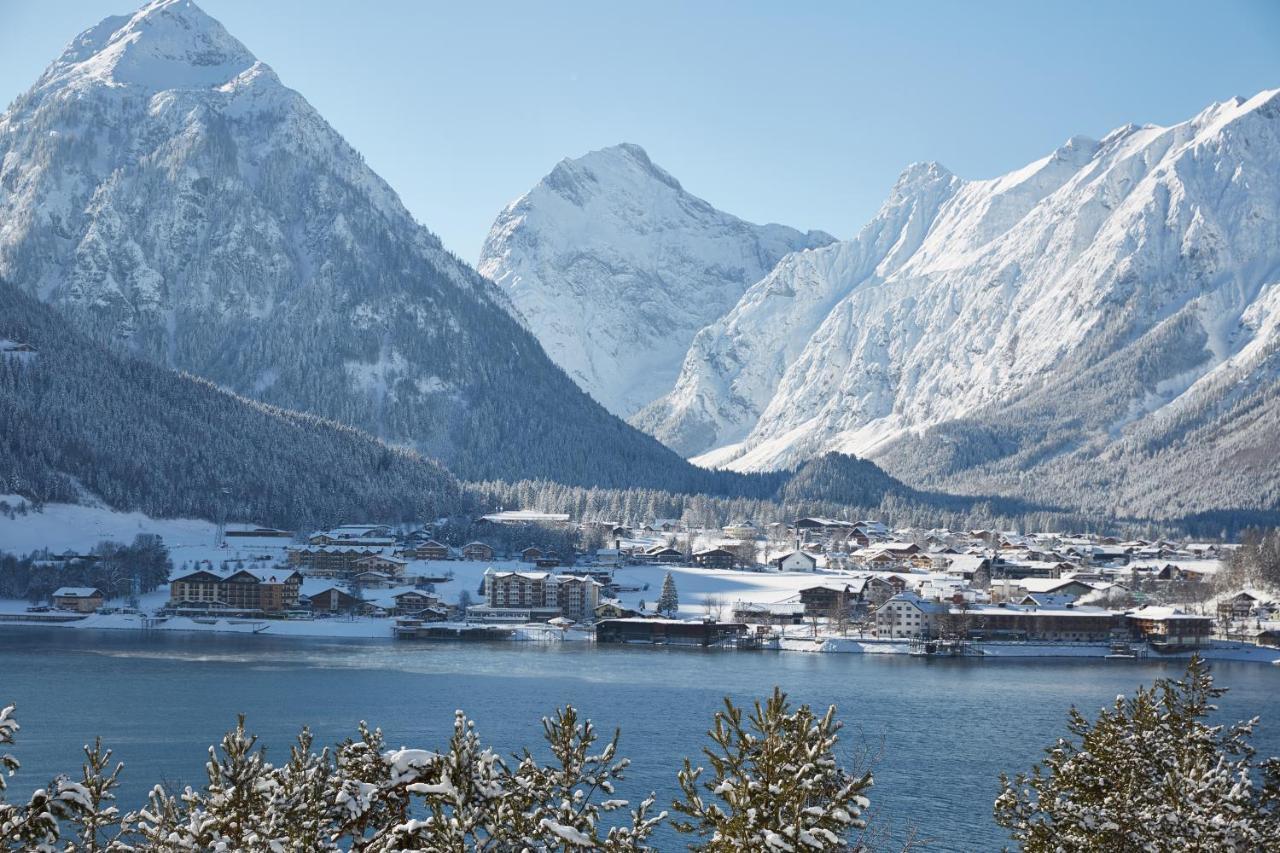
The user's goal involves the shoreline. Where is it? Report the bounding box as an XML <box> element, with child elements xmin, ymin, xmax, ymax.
<box><xmin>3</xmin><ymin>614</ymin><xmax>1278</xmax><ymax>665</ymax></box>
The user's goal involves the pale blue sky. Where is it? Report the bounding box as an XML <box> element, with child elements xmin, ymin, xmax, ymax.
<box><xmin>2</xmin><ymin>1</ymin><xmax>1278</xmax><ymax>260</ymax></box>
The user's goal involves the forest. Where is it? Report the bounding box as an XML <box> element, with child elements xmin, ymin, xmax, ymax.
<box><xmin>2</xmin><ymin>280</ymin><xmax>1268</xmax><ymax>539</ymax></box>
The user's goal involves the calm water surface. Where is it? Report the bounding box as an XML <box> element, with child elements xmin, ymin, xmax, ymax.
<box><xmin>1</xmin><ymin>628</ymin><xmax>1278</xmax><ymax>851</ymax></box>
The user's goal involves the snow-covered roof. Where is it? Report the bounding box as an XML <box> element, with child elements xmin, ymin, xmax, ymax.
<box><xmin>1127</xmin><ymin>605</ymin><xmax>1212</xmax><ymax>621</ymax></box>
<box><xmin>481</xmin><ymin>510</ymin><xmax>571</xmax><ymax>524</ymax></box>
<box><xmin>999</xmin><ymin>577</ymin><xmax>1090</xmax><ymax>593</ymax></box>
<box><xmin>52</xmin><ymin>586</ymin><xmax>102</xmax><ymax>598</ymax></box>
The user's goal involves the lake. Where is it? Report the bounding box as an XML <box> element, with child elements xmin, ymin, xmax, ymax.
<box><xmin>1</xmin><ymin>627</ymin><xmax>1278</xmax><ymax>850</ymax></box>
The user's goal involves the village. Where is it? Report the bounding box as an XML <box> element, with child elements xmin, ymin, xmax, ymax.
<box><xmin>3</xmin><ymin>503</ymin><xmax>1279</xmax><ymax>663</ymax></box>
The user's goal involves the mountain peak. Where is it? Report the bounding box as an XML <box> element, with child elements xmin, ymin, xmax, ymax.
<box><xmin>41</xmin><ymin>0</ymin><xmax>259</xmax><ymax>93</ymax></box>
<box><xmin>543</xmin><ymin>142</ymin><xmax>686</xmax><ymax>200</ymax></box>
<box><xmin>480</xmin><ymin>143</ymin><xmax>836</xmax><ymax>418</ymax></box>
<box><xmin>894</xmin><ymin>161</ymin><xmax>953</xmax><ymax>186</ymax></box>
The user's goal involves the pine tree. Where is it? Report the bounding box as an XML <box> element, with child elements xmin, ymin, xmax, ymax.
<box><xmin>332</xmin><ymin>707</ymin><xmax>661</xmax><ymax>850</ymax></box>
<box><xmin>0</xmin><ymin>703</ymin><xmax>92</xmax><ymax>851</ymax></box>
<box><xmin>995</xmin><ymin>656</ymin><xmax>1280</xmax><ymax>851</ymax></box>
<box><xmin>63</xmin><ymin>738</ymin><xmax>130</xmax><ymax>852</ymax></box>
<box><xmin>672</xmin><ymin>688</ymin><xmax>872</xmax><ymax>850</ymax></box>
<box><xmin>657</xmin><ymin>572</ymin><xmax>680</xmax><ymax>617</ymax></box>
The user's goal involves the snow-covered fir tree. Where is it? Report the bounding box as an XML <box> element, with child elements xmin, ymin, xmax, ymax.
<box><xmin>672</xmin><ymin>688</ymin><xmax>873</xmax><ymax>851</ymax></box>
<box><xmin>995</xmin><ymin>656</ymin><xmax>1280</xmax><ymax>851</ymax></box>
<box><xmin>657</xmin><ymin>572</ymin><xmax>680</xmax><ymax>617</ymax></box>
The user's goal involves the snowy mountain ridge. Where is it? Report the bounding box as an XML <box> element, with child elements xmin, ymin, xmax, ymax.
<box><xmin>478</xmin><ymin>143</ymin><xmax>834</xmax><ymax>417</ymax></box>
<box><xmin>0</xmin><ymin>0</ymin><xmax>732</xmax><ymax>489</ymax></box>
<box><xmin>630</xmin><ymin>90</ymin><xmax>1280</xmax><ymax>505</ymax></box>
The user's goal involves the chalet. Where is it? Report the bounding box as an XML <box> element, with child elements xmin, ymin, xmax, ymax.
<box><xmin>302</xmin><ymin>585</ymin><xmax>362</xmax><ymax>613</ymax></box>
<box><xmin>798</xmin><ymin>581</ymin><xmax>865</xmax><ymax>617</ymax></box>
<box><xmin>846</xmin><ymin>529</ymin><xmax>871</xmax><ymax>548</ymax></box>
<box><xmin>992</xmin><ymin>559</ymin><xmax>1073</xmax><ymax>580</ymax></box>
<box><xmin>860</xmin><ymin>575</ymin><xmax>900</xmax><ymax>605</ymax></box>
<box><xmin>352</xmin><ymin>571</ymin><xmax>399</xmax><ymax>589</ymax></box>
<box><xmin>941</xmin><ymin>554</ymin><xmax>992</xmax><ymax>589</ymax></box>
<box><xmin>409</xmin><ymin>540</ymin><xmax>451</xmax><ymax>561</ymax></box>
<box><xmin>794</xmin><ymin>518</ymin><xmax>857</xmax><ymax>539</ymax></box>
<box><xmin>1126</xmin><ymin>606</ymin><xmax>1213</xmax><ymax>649</ymax></box>
<box><xmin>354</xmin><ymin>554</ymin><xmax>408</xmax><ymax>577</ymax></box>
<box><xmin>991</xmin><ymin>577</ymin><xmax>1095</xmax><ymax>602</ymax></box>
<box><xmin>51</xmin><ymin>587</ymin><xmax>104</xmax><ymax>613</ymax></box>
<box><xmin>594</xmin><ymin>601</ymin><xmax>642</xmax><ymax>620</ymax></box>
<box><xmin>732</xmin><ymin>601</ymin><xmax>806</xmax><ymax>625</ymax></box>
<box><xmin>643</xmin><ymin>546</ymin><xmax>683</xmax><ymax>565</ymax></box>
<box><xmin>169</xmin><ymin>567</ymin><xmax>303</xmax><ymax>614</ymax></box>
<box><xmin>860</xmin><ymin>551</ymin><xmax>898</xmax><ymax>568</ymax></box>
<box><xmin>520</xmin><ymin>546</ymin><xmax>543</xmax><ymax>563</ymax></box>
<box><xmin>534</xmin><ymin>553</ymin><xmax>562</xmax><ymax>569</ymax></box>
<box><xmin>461</xmin><ymin>542</ymin><xmax>495</xmax><ymax>561</ymax></box>
<box><xmin>1218</xmin><ymin>591</ymin><xmax>1260</xmax><ymax>622</ymax></box>
<box><xmin>693</xmin><ymin>547</ymin><xmax>736</xmax><ymax>570</ymax></box>
<box><xmin>643</xmin><ymin>518</ymin><xmax>682</xmax><ymax>533</ymax></box>
<box><xmin>722</xmin><ymin>520</ymin><xmax>758</xmax><ymax>539</ymax></box>
<box><xmin>856</xmin><ymin>520</ymin><xmax>890</xmax><ymax>538</ymax></box>
<box><xmin>881</xmin><ymin>542</ymin><xmax>921</xmax><ymax>557</ymax></box>
<box><xmin>771</xmin><ymin>551</ymin><xmax>818</xmax><ymax>572</ymax></box>
<box><xmin>593</xmin><ymin>548</ymin><xmax>622</xmax><ymax>567</ymax></box>
<box><xmin>385</xmin><ymin>590</ymin><xmax>444</xmax><ymax>617</ymax></box>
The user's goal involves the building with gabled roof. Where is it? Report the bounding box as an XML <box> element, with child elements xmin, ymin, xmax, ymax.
<box><xmin>52</xmin><ymin>587</ymin><xmax>104</xmax><ymax>613</ymax></box>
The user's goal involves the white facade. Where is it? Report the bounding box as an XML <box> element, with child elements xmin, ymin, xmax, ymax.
<box><xmin>875</xmin><ymin>592</ymin><xmax>947</xmax><ymax>639</ymax></box>
<box><xmin>774</xmin><ymin>551</ymin><xmax>818</xmax><ymax>572</ymax></box>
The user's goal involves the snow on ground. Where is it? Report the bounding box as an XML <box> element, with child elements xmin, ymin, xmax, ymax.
<box><xmin>0</xmin><ymin>496</ymin><xmax>218</xmax><ymax>555</ymax></box>
<box><xmin>606</xmin><ymin>563</ymin><xmax>830</xmax><ymax>616</ymax></box>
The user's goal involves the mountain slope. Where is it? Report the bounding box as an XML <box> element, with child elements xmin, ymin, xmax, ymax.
<box><xmin>0</xmin><ymin>281</ymin><xmax>465</xmax><ymax>528</ymax></box>
<box><xmin>478</xmin><ymin>143</ymin><xmax>833</xmax><ymax>417</ymax></box>
<box><xmin>0</xmin><ymin>0</ymin><xmax>736</xmax><ymax>491</ymax></box>
<box><xmin>634</xmin><ymin>162</ymin><xmax>963</xmax><ymax>456</ymax></box>
<box><xmin>646</xmin><ymin>92</ymin><xmax>1280</xmax><ymax>518</ymax></box>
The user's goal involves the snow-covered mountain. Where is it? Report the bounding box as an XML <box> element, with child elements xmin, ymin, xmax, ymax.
<box><xmin>478</xmin><ymin>143</ymin><xmax>834</xmax><ymax>417</ymax></box>
<box><xmin>0</xmin><ymin>0</ymin><xmax>721</xmax><ymax>489</ymax></box>
<box><xmin>646</xmin><ymin>91</ymin><xmax>1280</xmax><ymax>516</ymax></box>
<box><xmin>633</xmin><ymin>161</ymin><xmax>964</xmax><ymax>456</ymax></box>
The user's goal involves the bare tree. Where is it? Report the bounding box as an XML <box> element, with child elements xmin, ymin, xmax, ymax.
<box><xmin>726</xmin><ymin>541</ymin><xmax>758</xmax><ymax>569</ymax></box>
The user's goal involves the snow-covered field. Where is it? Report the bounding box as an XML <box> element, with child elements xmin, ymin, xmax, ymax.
<box><xmin>0</xmin><ymin>495</ymin><xmax>218</xmax><ymax>555</ymax></box>
<box><xmin>607</xmin><ymin>563</ymin><xmax>826</xmax><ymax>614</ymax></box>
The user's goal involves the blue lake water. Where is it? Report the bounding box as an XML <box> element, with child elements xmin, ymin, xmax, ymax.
<box><xmin>1</xmin><ymin>627</ymin><xmax>1278</xmax><ymax>851</ymax></box>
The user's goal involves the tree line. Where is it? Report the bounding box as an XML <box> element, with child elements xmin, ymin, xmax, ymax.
<box><xmin>1</xmin><ymin>660</ymin><xmax>1276</xmax><ymax>851</ymax></box>
<box><xmin>0</xmin><ymin>537</ymin><xmax>170</xmax><ymax>604</ymax></box>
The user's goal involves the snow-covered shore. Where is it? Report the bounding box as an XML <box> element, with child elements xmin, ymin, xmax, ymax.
<box><xmin>0</xmin><ymin>611</ymin><xmax>593</xmax><ymax>642</ymax></box>
<box><xmin>777</xmin><ymin>636</ymin><xmax>1280</xmax><ymax>664</ymax></box>
<box><xmin>3</xmin><ymin>613</ymin><xmax>1276</xmax><ymax>665</ymax></box>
